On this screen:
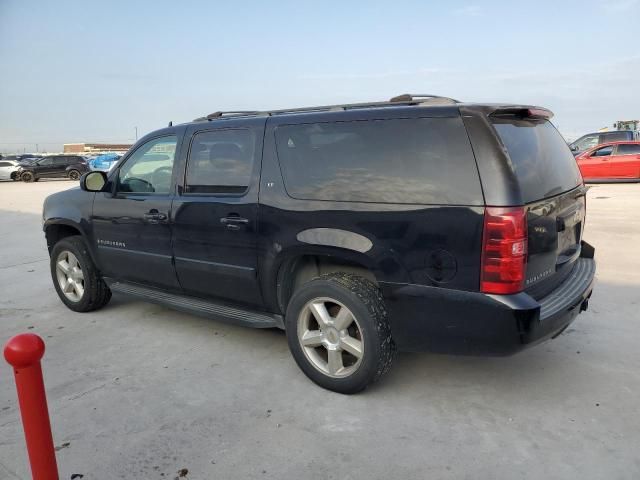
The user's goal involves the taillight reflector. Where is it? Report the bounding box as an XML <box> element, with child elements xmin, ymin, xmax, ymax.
<box><xmin>481</xmin><ymin>206</ymin><xmax>528</xmax><ymax>295</ymax></box>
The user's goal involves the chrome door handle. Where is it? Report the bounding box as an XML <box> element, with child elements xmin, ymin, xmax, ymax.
<box><xmin>143</xmin><ymin>211</ymin><xmax>167</xmax><ymax>223</ymax></box>
<box><xmin>220</xmin><ymin>217</ymin><xmax>249</xmax><ymax>224</ymax></box>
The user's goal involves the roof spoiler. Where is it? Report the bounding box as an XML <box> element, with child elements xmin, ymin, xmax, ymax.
<box><xmin>489</xmin><ymin>106</ymin><xmax>554</xmax><ymax>120</ymax></box>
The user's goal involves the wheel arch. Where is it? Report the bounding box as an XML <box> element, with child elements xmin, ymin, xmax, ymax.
<box><xmin>273</xmin><ymin>250</ymin><xmax>380</xmax><ymax>314</ymax></box>
<box><xmin>44</xmin><ymin>220</ymin><xmax>85</xmax><ymax>252</ymax></box>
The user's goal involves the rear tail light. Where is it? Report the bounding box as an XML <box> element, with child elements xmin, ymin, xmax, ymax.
<box><xmin>480</xmin><ymin>206</ymin><xmax>527</xmax><ymax>295</ymax></box>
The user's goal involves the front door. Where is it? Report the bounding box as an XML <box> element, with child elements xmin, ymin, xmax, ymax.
<box><xmin>91</xmin><ymin>134</ymin><xmax>182</xmax><ymax>290</ymax></box>
<box><xmin>35</xmin><ymin>157</ymin><xmax>57</xmax><ymax>177</ymax></box>
<box><xmin>172</xmin><ymin>120</ymin><xmax>265</xmax><ymax>307</ymax></box>
<box><xmin>578</xmin><ymin>145</ymin><xmax>613</xmax><ymax>179</ymax></box>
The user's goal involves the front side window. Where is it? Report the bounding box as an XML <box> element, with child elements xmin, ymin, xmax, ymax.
<box><xmin>592</xmin><ymin>145</ymin><xmax>613</xmax><ymax>157</ymax></box>
<box><xmin>616</xmin><ymin>143</ymin><xmax>640</xmax><ymax>155</ymax></box>
<box><xmin>38</xmin><ymin>158</ymin><xmax>53</xmax><ymax>166</ymax></box>
<box><xmin>602</xmin><ymin>132</ymin><xmax>630</xmax><ymax>142</ymax></box>
<box><xmin>573</xmin><ymin>135</ymin><xmax>599</xmax><ymax>151</ymax></box>
<box><xmin>184</xmin><ymin>129</ymin><xmax>255</xmax><ymax>194</ymax></box>
<box><xmin>117</xmin><ymin>136</ymin><xmax>177</xmax><ymax>194</ymax></box>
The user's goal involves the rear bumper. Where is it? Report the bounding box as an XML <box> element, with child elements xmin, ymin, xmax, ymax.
<box><xmin>381</xmin><ymin>244</ymin><xmax>596</xmax><ymax>355</ymax></box>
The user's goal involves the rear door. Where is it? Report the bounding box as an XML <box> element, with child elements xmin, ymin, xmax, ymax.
<box><xmin>52</xmin><ymin>156</ymin><xmax>69</xmax><ymax>177</ymax></box>
<box><xmin>171</xmin><ymin>118</ymin><xmax>265</xmax><ymax>307</ymax></box>
<box><xmin>608</xmin><ymin>143</ymin><xmax>640</xmax><ymax>178</ymax></box>
<box><xmin>578</xmin><ymin>145</ymin><xmax>614</xmax><ymax>179</ymax></box>
<box><xmin>491</xmin><ymin>118</ymin><xmax>585</xmax><ymax>298</ymax></box>
<box><xmin>0</xmin><ymin>161</ymin><xmax>13</xmax><ymax>180</ymax></box>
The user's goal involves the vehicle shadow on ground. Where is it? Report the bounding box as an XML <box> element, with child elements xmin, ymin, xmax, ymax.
<box><xmin>104</xmin><ymin>286</ymin><xmax>613</xmax><ymax>396</ymax></box>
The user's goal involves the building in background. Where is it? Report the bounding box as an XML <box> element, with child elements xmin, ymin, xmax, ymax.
<box><xmin>64</xmin><ymin>143</ymin><xmax>132</xmax><ymax>154</ymax></box>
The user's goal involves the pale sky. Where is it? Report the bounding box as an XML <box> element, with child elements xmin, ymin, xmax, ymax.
<box><xmin>1</xmin><ymin>0</ymin><xmax>639</xmax><ymax>153</ymax></box>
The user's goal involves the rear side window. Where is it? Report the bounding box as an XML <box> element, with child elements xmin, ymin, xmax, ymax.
<box><xmin>602</xmin><ymin>132</ymin><xmax>631</xmax><ymax>142</ymax></box>
<box><xmin>492</xmin><ymin>119</ymin><xmax>582</xmax><ymax>203</ymax></box>
<box><xmin>617</xmin><ymin>143</ymin><xmax>640</xmax><ymax>155</ymax></box>
<box><xmin>274</xmin><ymin>117</ymin><xmax>482</xmax><ymax>204</ymax></box>
<box><xmin>185</xmin><ymin>129</ymin><xmax>256</xmax><ymax>194</ymax></box>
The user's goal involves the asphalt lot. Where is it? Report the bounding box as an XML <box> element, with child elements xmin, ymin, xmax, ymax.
<box><xmin>1</xmin><ymin>179</ymin><xmax>639</xmax><ymax>479</ymax></box>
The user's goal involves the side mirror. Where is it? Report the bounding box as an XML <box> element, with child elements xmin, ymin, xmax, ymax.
<box><xmin>80</xmin><ymin>171</ymin><xmax>107</xmax><ymax>192</ymax></box>
<box><xmin>570</xmin><ymin>145</ymin><xmax>579</xmax><ymax>152</ymax></box>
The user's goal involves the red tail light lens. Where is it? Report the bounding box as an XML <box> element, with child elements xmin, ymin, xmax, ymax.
<box><xmin>481</xmin><ymin>207</ymin><xmax>527</xmax><ymax>294</ymax></box>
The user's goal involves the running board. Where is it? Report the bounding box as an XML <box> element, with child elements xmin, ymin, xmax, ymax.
<box><xmin>105</xmin><ymin>279</ymin><xmax>284</xmax><ymax>329</ymax></box>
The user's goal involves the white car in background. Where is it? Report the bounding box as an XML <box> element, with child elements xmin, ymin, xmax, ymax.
<box><xmin>0</xmin><ymin>160</ymin><xmax>22</xmax><ymax>181</ymax></box>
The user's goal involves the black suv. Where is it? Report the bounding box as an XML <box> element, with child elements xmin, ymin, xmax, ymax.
<box><xmin>43</xmin><ymin>95</ymin><xmax>596</xmax><ymax>393</ymax></box>
<box><xmin>21</xmin><ymin>155</ymin><xmax>88</xmax><ymax>182</ymax></box>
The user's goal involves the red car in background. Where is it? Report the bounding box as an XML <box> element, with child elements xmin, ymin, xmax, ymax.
<box><xmin>576</xmin><ymin>141</ymin><xmax>640</xmax><ymax>182</ymax></box>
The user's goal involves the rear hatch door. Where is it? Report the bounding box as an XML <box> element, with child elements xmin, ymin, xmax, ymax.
<box><xmin>491</xmin><ymin>117</ymin><xmax>586</xmax><ymax>299</ymax></box>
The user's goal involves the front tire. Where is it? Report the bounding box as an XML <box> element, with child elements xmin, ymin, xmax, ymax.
<box><xmin>50</xmin><ymin>236</ymin><xmax>111</xmax><ymax>312</ymax></box>
<box><xmin>21</xmin><ymin>171</ymin><xmax>34</xmax><ymax>182</ymax></box>
<box><xmin>285</xmin><ymin>273</ymin><xmax>396</xmax><ymax>394</ymax></box>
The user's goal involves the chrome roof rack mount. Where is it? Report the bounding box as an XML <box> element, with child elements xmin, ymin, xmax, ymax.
<box><xmin>194</xmin><ymin>94</ymin><xmax>460</xmax><ymax>122</ymax></box>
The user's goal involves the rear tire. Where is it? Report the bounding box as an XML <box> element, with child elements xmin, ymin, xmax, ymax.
<box><xmin>68</xmin><ymin>169</ymin><xmax>80</xmax><ymax>181</ymax></box>
<box><xmin>21</xmin><ymin>171</ymin><xmax>34</xmax><ymax>182</ymax></box>
<box><xmin>285</xmin><ymin>273</ymin><xmax>396</xmax><ymax>394</ymax></box>
<box><xmin>50</xmin><ymin>235</ymin><xmax>112</xmax><ymax>312</ymax></box>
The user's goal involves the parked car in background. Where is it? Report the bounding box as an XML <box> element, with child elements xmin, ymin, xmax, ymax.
<box><xmin>20</xmin><ymin>155</ymin><xmax>89</xmax><ymax>182</ymax></box>
<box><xmin>89</xmin><ymin>153</ymin><xmax>121</xmax><ymax>172</ymax></box>
<box><xmin>576</xmin><ymin>141</ymin><xmax>640</xmax><ymax>182</ymax></box>
<box><xmin>1</xmin><ymin>153</ymin><xmax>43</xmax><ymax>164</ymax></box>
<box><xmin>569</xmin><ymin>130</ymin><xmax>638</xmax><ymax>156</ymax></box>
<box><xmin>0</xmin><ymin>160</ymin><xmax>22</xmax><ymax>181</ymax></box>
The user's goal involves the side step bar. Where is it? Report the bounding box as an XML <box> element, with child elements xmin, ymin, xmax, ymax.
<box><xmin>105</xmin><ymin>279</ymin><xmax>284</xmax><ymax>329</ymax></box>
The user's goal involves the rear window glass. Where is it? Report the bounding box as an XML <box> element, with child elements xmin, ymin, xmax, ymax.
<box><xmin>617</xmin><ymin>143</ymin><xmax>640</xmax><ymax>155</ymax></box>
<box><xmin>603</xmin><ymin>132</ymin><xmax>632</xmax><ymax>142</ymax></box>
<box><xmin>492</xmin><ymin>119</ymin><xmax>581</xmax><ymax>203</ymax></box>
<box><xmin>275</xmin><ymin>117</ymin><xmax>482</xmax><ymax>205</ymax></box>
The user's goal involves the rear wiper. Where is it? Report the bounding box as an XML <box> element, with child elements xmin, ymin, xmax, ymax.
<box><xmin>543</xmin><ymin>186</ymin><xmax>563</xmax><ymax>197</ymax></box>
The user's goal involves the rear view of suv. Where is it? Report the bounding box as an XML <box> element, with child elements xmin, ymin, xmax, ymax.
<box><xmin>42</xmin><ymin>95</ymin><xmax>595</xmax><ymax>393</ymax></box>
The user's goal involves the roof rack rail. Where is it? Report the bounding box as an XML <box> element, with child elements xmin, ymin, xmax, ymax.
<box><xmin>389</xmin><ymin>93</ymin><xmax>460</xmax><ymax>103</ymax></box>
<box><xmin>193</xmin><ymin>110</ymin><xmax>262</xmax><ymax>121</ymax></box>
<box><xmin>193</xmin><ymin>94</ymin><xmax>460</xmax><ymax>122</ymax></box>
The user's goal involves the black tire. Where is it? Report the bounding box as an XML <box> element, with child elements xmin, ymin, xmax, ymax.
<box><xmin>68</xmin><ymin>169</ymin><xmax>80</xmax><ymax>181</ymax></box>
<box><xmin>10</xmin><ymin>171</ymin><xmax>19</xmax><ymax>181</ymax></box>
<box><xmin>50</xmin><ymin>235</ymin><xmax>112</xmax><ymax>312</ymax></box>
<box><xmin>21</xmin><ymin>171</ymin><xmax>34</xmax><ymax>182</ymax></box>
<box><xmin>285</xmin><ymin>273</ymin><xmax>396</xmax><ymax>394</ymax></box>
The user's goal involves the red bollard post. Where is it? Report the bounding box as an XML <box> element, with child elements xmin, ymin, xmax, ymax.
<box><xmin>4</xmin><ymin>333</ymin><xmax>59</xmax><ymax>480</ymax></box>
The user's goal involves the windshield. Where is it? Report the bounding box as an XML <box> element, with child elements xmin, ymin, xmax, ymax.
<box><xmin>492</xmin><ymin>119</ymin><xmax>582</xmax><ymax>202</ymax></box>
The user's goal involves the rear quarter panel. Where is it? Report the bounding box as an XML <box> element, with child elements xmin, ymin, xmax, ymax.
<box><xmin>257</xmin><ymin>115</ymin><xmax>484</xmax><ymax>313</ymax></box>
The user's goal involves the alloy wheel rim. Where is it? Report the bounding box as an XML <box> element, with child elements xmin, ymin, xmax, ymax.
<box><xmin>297</xmin><ymin>297</ymin><xmax>364</xmax><ymax>378</ymax></box>
<box><xmin>55</xmin><ymin>250</ymin><xmax>85</xmax><ymax>302</ymax></box>
<box><xmin>69</xmin><ymin>171</ymin><xmax>79</xmax><ymax>180</ymax></box>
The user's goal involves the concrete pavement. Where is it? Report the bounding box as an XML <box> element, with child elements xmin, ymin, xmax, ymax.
<box><xmin>1</xmin><ymin>179</ymin><xmax>639</xmax><ymax>479</ymax></box>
